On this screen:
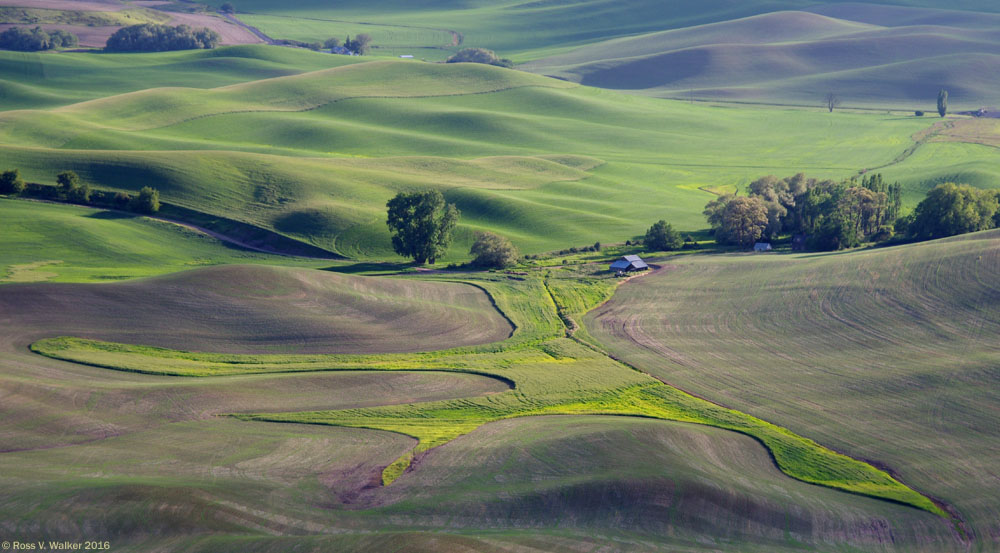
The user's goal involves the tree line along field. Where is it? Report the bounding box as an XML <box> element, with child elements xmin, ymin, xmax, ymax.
<box><xmin>3</xmin><ymin>46</ymin><xmax>1000</xmax><ymax>262</ymax></box>
<box><xmin>2</xmin><ymin>212</ymin><xmax>983</xmax><ymax>550</ymax></box>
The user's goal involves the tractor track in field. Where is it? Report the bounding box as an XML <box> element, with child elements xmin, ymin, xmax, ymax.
<box><xmin>857</xmin><ymin>120</ymin><xmax>954</xmax><ymax>176</ymax></box>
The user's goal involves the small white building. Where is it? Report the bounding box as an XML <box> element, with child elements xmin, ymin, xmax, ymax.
<box><xmin>753</xmin><ymin>242</ymin><xmax>773</xmax><ymax>252</ymax></box>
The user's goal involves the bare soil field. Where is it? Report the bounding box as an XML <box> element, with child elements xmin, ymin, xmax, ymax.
<box><xmin>0</xmin><ymin>264</ymin><xmax>513</xmax><ymax>354</ymax></box>
<box><xmin>587</xmin><ymin>230</ymin><xmax>1000</xmax><ymax>547</ymax></box>
<box><xmin>167</xmin><ymin>11</ymin><xmax>262</xmax><ymax>45</ymax></box>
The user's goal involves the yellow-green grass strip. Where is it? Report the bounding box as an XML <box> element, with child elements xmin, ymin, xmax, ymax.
<box><xmin>30</xmin><ymin>274</ymin><xmax>945</xmax><ymax>514</ymax></box>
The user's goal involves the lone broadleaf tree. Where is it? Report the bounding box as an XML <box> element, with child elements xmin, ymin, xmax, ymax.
<box><xmin>937</xmin><ymin>89</ymin><xmax>948</xmax><ymax>118</ymax></box>
<box><xmin>644</xmin><ymin>220</ymin><xmax>682</xmax><ymax>251</ymax></box>
<box><xmin>824</xmin><ymin>92</ymin><xmax>841</xmax><ymax>113</ymax></box>
<box><xmin>386</xmin><ymin>190</ymin><xmax>460</xmax><ymax>264</ymax></box>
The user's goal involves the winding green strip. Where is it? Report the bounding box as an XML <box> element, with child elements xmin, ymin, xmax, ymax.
<box><xmin>30</xmin><ymin>274</ymin><xmax>945</xmax><ymax>515</ymax></box>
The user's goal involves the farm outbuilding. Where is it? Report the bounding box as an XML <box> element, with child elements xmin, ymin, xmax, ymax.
<box><xmin>610</xmin><ymin>254</ymin><xmax>648</xmax><ymax>273</ymax></box>
<box><xmin>753</xmin><ymin>242</ymin><xmax>773</xmax><ymax>252</ymax></box>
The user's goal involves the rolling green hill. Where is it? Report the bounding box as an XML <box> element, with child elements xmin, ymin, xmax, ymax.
<box><xmin>0</xmin><ymin>198</ymin><xmax>322</xmax><ymax>282</ymax></box>
<box><xmin>524</xmin><ymin>9</ymin><xmax>1000</xmax><ymax>108</ymax></box>
<box><xmin>3</xmin><ymin>54</ymin><xmax>966</xmax><ymax>261</ymax></box>
<box><xmin>0</xmin><ymin>45</ymin><xmax>359</xmax><ymax>111</ymax></box>
<box><xmin>587</xmin><ymin>229</ymin><xmax>1000</xmax><ymax>547</ymax></box>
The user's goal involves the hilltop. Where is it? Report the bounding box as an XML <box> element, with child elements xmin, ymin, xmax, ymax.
<box><xmin>524</xmin><ymin>8</ymin><xmax>1000</xmax><ymax>109</ymax></box>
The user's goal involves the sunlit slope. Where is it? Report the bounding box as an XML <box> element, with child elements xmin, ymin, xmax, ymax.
<box><xmin>0</xmin><ymin>264</ymin><xmax>512</xmax><ymax>353</ymax></box>
<box><xmin>587</xmin><ymin>230</ymin><xmax>1000</xmax><ymax>546</ymax></box>
<box><xmin>524</xmin><ymin>9</ymin><xmax>1000</xmax><ymax>108</ymax></box>
<box><xmin>0</xmin><ymin>45</ymin><xmax>358</xmax><ymax>111</ymax></box>
<box><xmin>195</xmin><ymin>0</ymin><xmax>1000</xmax><ymax>62</ymax></box>
<box><xmin>0</xmin><ymin>57</ymin><xmax>938</xmax><ymax>258</ymax></box>
<box><xmin>0</xmin><ymin>198</ymin><xmax>321</xmax><ymax>283</ymax></box>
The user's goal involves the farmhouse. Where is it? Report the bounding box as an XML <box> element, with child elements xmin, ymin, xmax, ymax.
<box><xmin>610</xmin><ymin>254</ymin><xmax>648</xmax><ymax>273</ymax></box>
<box><xmin>753</xmin><ymin>242</ymin><xmax>773</xmax><ymax>252</ymax></box>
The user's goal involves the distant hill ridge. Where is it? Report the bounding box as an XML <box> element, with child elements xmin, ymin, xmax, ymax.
<box><xmin>523</xmin><ymin>6</ymin><xmax>1000</xmax><ymax>108</ymax></box>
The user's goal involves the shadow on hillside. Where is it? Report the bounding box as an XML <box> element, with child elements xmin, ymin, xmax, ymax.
<box><xmin>87</xmin><ymin>210</ymin><xmax>137</xmax><ymax>220</ymax></box>
<box><xmin>323</xmin><ymin>262</ymin><xmax>413</xmax><ymax>275</ymax></box>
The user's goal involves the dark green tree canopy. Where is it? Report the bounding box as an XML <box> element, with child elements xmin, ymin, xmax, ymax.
<box><xmin>57</xmin><ymin>171</ymin><xmax>80</xmax><ymax>194</ymax></box>
<box><xmin>344</xmin><ymin>34</ymin><xmax>373</xmax><ymax>55</ymax></box>
<box><xmin>132</xmin><ymin>186</ymin><xmax>160</xmax><ymax>214</ymax></box>
<box><xmin>386</xmin><ymin>190</ymin><xmax>460</xmax><ymax>264</ymax></box>
<box><xmin>446</xmin><ymin>48</ymin><xmax>514</xmax><ymax>68</ymax></box>
<box><xmin>0</xmin><ymin>26</ymin><xmax>77</xmax><ymax>51</ymax></box>
<box><xmin>0</xmin><ymin>168</ymin><xmax>25</xmax><ymax>195</ymax></box>
<box><xmin>470</xmin><ymin>231</ymin><xmax>519</xmax><ymax>269</ymax></box>
<box><xmin>644</xmin><ymin>220</ymin><xmax>682</xmax><ymax>251</ymax></box>
<box><xmin>937</xmin><ymin>89</ymin><xmax>948</xmax><ymax>118</ymax></box>
<box><xmin>911</xmin><ymin>183</ymin><xmax>998</xmax><ymax>239</ymax></box>
<box><xmin>106</xmin><ymin>24</ymin><xmax>220</xmax><ymax>52</ymax></box>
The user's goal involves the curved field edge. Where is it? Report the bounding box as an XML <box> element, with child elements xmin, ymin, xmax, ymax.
<box><xmin>28</xmin><ymin>274</ymin><xmax>944</xmax><ymax>516</ymax></box>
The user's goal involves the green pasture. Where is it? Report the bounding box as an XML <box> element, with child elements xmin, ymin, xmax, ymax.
<box><xmin>0</xmin><ymin>198</ymin><xmax>319</xmax><ymax>282</ymax></box>
<box><xmin>522</xmin><ymin>9</ymin><xmax>1000</xmax><ymax>109</ymax></box>
<box><xmin>239</xmin><ymin>14</ymin><xmax>456</xmax><ymax>50</ymax></box>
<box><xmin>200</xmin><ymin>0</ymin><xmax>1000</xmax><ymax>63</ymax></box>
<box><xmin>588</xmin><ymin>228</ymin><xmax>1000</xmax><ymax>544</ymax></box>
<box><xmin>0</xmin><ymin>56</ymin><xmax>952</xmax><ymax>261</ymax></box>
<box><xmin>0</xmin><ymin>46</ymin><xmax>358</xmax><ymax>111</ymax></box>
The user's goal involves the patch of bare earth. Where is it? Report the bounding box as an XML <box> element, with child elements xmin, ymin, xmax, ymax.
<box><xmin>167</xmin><ymin>11</ymin><xmax>261</xmax><ymax>45</ymax></box>
<box><xmin>932</xmin><ymin>118</ymin><xmax>1000</xmax><ymax>148</ymax></box>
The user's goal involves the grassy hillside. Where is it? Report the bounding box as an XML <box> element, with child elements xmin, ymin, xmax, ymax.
<box><xmin>196</xmin><ymin>0</ymin><xmax>1000</xmax><ymax>62</ymax></box>
<box><xmin>0</xmin><ymin>45</ymin><xmax>358</xmax><ymax>111</ymax></box>
<box><xmin>0</xmin><ymin>198</ymin><xmax>322</xmax><ymax>282</ymax></box>
<box><xmin>587</xmin><ymin>229</ymin><xmax>1000</xmax><ymax>546</ymax></box>
<box><xmin>1</xmin><ymin>54</ymin><xmax>949</xmax><ymax>261</ymax></box>
<box><xmin>524</xmin><ymin>9</ymin><xmax>1000</xmax><ymax>108</ymax></box>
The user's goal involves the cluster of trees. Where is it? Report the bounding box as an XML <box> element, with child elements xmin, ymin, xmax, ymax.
<box><xmin>57</xmin><ymin>171</ymin><xmax>91</xmax><ymax>204</ymax></box>
<box><xmin>105</xmin><ymin>24</ymin><xmax>220</xmax><ymax>52</ymax></box>
<box><xmin>907</xmin><ymin>183</ymin><xmax>999</xmax><ymax>240</ymax></box>
<box><xmin>706</xmin><ymin>172</ymin><xmax>999</xmax><ymax>250</ymax></box>
<box><xmin>0</xmin><ymin>26</ymin><xmax>77</xmax><ymax>51</ymax></box>
<box><xmin>446</xmin><ymin>48</ymin><xmax>513</xmax><ymax>68</ymax></box>
<box><xmin>386</xmin><ymin>190</ymin><xmax>520</xmax><ymax>269</ymax></box>
<box><xmin>705</xmin><ymin>173</ymin><xmax>903</xmax><ymax>250</ymax></box>
<box><xmin>343</xmin><ymin>34</ymin><xmax>372</xmax><ymax>55</ymax></box>
<box><xmin>0</xmin><ymin>167</ymin><xmax>160</xmax><ymax>214</ymax></box>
